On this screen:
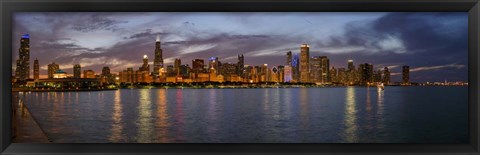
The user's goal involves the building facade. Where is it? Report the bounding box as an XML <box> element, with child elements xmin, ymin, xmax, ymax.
<box><xmin>34</xmin><ymin>58</ymin><xmax>39</xmax><ymax>80</ymax></box>
<box><xmin>15</xmin><ymin>34</ymin><xmax>31</xmax><ymax>81</ymax></box>
<box><xmin>402</xmin><ymin>65</ymin><xmax>410</xmax><ymax>85</ymax></box>
<box><xmin>300</xmin><ymin>44</ymin><xmax>310</xmax><ymax>82</ymax></box>
<box><xmin>47</xmin><ymin>62</ymin><xmax>60</xmax><ymax>79</ymax></box>
<box><xmin>153</xmin><ymin>35</ymin><xmax>164</xmax><ymax>78</ymax></box>
<box><xmin>74</xmin><ymin>64</ymin><xmax>81</xmax><ymax>78</ymax></box>
<box><xmin>83</xmin><ymin>70</ymin><xmax>95</xmax><ymax>78</ymax></box>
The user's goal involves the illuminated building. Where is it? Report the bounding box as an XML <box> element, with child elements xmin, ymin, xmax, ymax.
<box><xmin>179</xmin><ymin>65</ymin><xmax>190</xmax><ymax>77</ymax></box>
<box><xmin>359</xmin><ymin>63</ymin><xmax>373</xmax><ymax>85</ymax></box>
<box><xmin>119</xmin><ymin>68</ymin><xmax>135</xmax><ymax>83</ymax></box>
<box><xmin>320</xmin><ymin>56</ymin><xmax>330</xmax><ymax>83</ymax></box>
<box><xmin>209</xmin><ymin>67</ymin><xmax>217</xmax><ymax>81</ymax></box>
<box><xmin>153</xmin><ymin>35</ymin><xmax>163</xmax><ymax>78</ymax></box>
<box><xmin>338</xmin><ymin>68</ymin><xmax>347</xmax><ymax>84</ymax></box>
<box><xmin>310</xmin><ymin>56</ymin><xmax>329</xmax><ymax>83</ymax></box>
<box><xmin>138</xmin><ymin>55</ymin><xmax>150</xmax><ymax>72</ymax></box>
<box><xmin>330</xmin><ymin>67</ymin><xmax>337</xmax><ymax>83</ymax></box>
<box><xmin>270</xmin><ymin>66</ymin><xmax>279</xmax><ymax>82</ymax></box>
<box><xmin>47</xmin><ymin>62</ymin><xmax>60</xmax><ymax>79</ymax></box>
<box><xmin>74</xmin><ymin>64</ymin><xmax>81</xmax><ymax>78</ymax></box>
<box><xmin>34</xmin><ymin>78</ymin><xmax>100</xmax><ymax>89</ymax></box>
<box><xmin>101</xmin><ymin>66</ymin><xmax>114</xmax><ymax>84</ymax></box>
<box><xmin>135</xmin><ymin>70</ymin><xmax>152</xmax><ymax>83</ymax></box>
<box><xmin>374</xmin><ymin>70</ymin><xmax>382</xmax><ymax>83</ymax></box>
<box><xmin>102</xmin><ymin>67</ymin><xmax>111</xmax><ymax>76</ymax></box>
<box><xmin>310</xmin><ymin>56</ymin><xmax>322</xmax><ymax>82</ymax></box>
<box><xmin>292</xmin><ymin>54</ymin><xmax>300</xmax><ymax>82</ymax></box>
<box><xmin>166</xmin><ymin>65</ymin><xmax>175</xmax><ymax>77</ymax></box>
<box><xmin>53</xmin><ymin>70</ymin><xmax>67</xmax><ymax>78</ymax></box>
<box><xmin>192</xmin><ymin>59</ymin><xmax>205</xmax><ymax>74</ymax></box>
<box><xmin>33</xmin><ymin>58</ymin><xmax>39</xmax><ymax>80</ymax></box>
<box><xmin>402</xmin><ymin>65</ymin><xmax>410</xmax><ymax>85</ymax></box>
<box><xmin>220</xmin><ymin>62</ymin><xmax>238</xmax><ymax>80</ymax></box>
<box><xmin>300</xmin><ymin>44</ymin><xmax>310</xmax><ymax>82</ymax></box>
<box><xmin>83</xmin><ymin>70</ymin><xmax>95</xmax><ymax>78</ymax></box>
<box><xmin>348</xmin><ymin>60</ymin><xmax>355</xmax><ymax>71</ymax></box>
<box><xmin>284</xmin><ymin>65</ymin><xmax>293</xmax><ymax>82</ymax></box>
<box><xmin>208</xmin><ymin>57</ymin><xmax>220</xmax><ymax>73</ymax></box>
<box><xmin>347</xmin><ymin>60</ymin><xmax>356</xmax><ymax>84</ymax></box>
<box><xmin>174</xmin><ymin>58</ymin><xmax>181</xmax><ymax>76</ymax></box>
<box><xmin>15</xmin><ymin>34</ymin><xmax>31</xmax><ymax>81</ymax></box>
<box><xmin>278</xmin><ymin>65</ymin><xmax>284</xmax><ymax>82</ymax></box>
<box><xmin>383</xmin><ymin>67</ymin><xmax>390</xmax><ymax>84</ymax></box>
<box><xmin>237</xmin><ymin>54</ymin><xmax>244</xmax><ymax>77</ymax></box>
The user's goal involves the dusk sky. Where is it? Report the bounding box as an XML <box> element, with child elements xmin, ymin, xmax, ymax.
<box><xmin>12</xmin><ymin>12</ymin><xmax>468</xmax><ymax>82</ymax></box>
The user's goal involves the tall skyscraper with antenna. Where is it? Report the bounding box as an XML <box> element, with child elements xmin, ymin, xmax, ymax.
<box><xmin>15</xmin><ymin>34</ymin><xmax>30</xmax><ymax>81</ymax></box>
<box><xmin>153</xmin><ymin>35</ymin><xmax>163</xmax><ymax>78</ymax></box>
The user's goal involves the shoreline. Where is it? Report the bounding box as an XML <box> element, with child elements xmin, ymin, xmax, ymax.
<box><xmin>12</xmin><ymin>93</ymin><xmax>52</xmax><ymax>143</ymax></box>
<box><xmin>11</xmin><ymin>85</ymin><xmax>467</xmax><ymax>92</ymax></box>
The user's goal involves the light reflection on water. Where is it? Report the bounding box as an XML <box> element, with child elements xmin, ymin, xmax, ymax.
<box><xmin>344</xmin><ymin>86</ymin><xmax>357</xmax><ymax>143</ymax></box>
<box><xmin>108</xmin><ymin>90</ymin><xmax>124</xmax><ymax>142</ymax></box>
<box><xmin>156</xmin><ymin>89</ymin><xmax>169</xmax><ymax>142</ymax></box>
<box><xmin>137</xmin><ymin>89</ymin><xmax>154</xmax><ymax>143</ymax></box>
<box><xmin>20</xmin><ymin>87</ymin><xmax>468</xmax><ymax>143</ymax></box>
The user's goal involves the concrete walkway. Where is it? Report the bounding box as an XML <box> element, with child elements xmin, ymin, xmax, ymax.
<box><xmin>12</xmin><ymin>93</ymin><xmax>52</xmax><ymax>143</ymax></box>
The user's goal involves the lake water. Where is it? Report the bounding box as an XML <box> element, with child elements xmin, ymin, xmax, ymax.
<box><xmin>17</xmin><ymin>86</ymin><xmax>468</xmax><ymax>143</ymax></box>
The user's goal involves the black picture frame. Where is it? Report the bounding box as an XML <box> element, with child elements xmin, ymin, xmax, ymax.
<box><xmin>1</xmin><ymin>0</ymin><xmax>479</xmax><ymax>154</ymax></box>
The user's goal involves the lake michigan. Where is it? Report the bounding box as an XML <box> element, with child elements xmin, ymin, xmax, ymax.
<box><xmin>17</xmin><ymin>86</ymin><xmax>468</xmax><ymax>143</ymax></box>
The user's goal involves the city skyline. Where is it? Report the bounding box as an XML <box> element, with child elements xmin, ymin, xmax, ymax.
<box><xmin>12</xmin><ymin>12</ymin><xmax>468</xmax><ymax>82</ymax></box>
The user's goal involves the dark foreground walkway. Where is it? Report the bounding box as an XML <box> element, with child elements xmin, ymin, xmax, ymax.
<box><xmin>12</xmin><ymin>93</ymin><xmax>51</xmax><ymax>143</ymax></box>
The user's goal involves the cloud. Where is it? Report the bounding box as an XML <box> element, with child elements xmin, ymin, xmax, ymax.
<box><xmin>123</xmin><ymin>29</ymin><xmax>168</xmax><ymax>40</ymax></box>
<box><xmin>12</xmin><ymin>12</ymin><xmax>467</xmax><ymax>82</ymax></box>
<box><xmin>410</xmin><ymin>63</ymin><xmax>465</xmax><ymax>72</ymax></box>
<box><xmin>71</xmin><ymin>15</ymin><xmax>127</xmax><ymax>32</ymax></box>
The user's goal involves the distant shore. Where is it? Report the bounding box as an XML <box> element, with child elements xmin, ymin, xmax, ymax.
<box><xmin>11</xmin><ymin>84</ymin><xmax>467</xmax><ymax>92</ymax></box>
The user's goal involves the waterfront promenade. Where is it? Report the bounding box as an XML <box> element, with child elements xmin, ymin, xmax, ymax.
<box><xmin>12</xmin><ymin>93</ymin><xmax>51</xmax><ymax>143</ymax></box>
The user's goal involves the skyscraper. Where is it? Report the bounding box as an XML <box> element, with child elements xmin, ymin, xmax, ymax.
<box><xmin>330</xmin><ymin>67</ymin><xmax>337</xmax><ymax>83</ymax></box>
<box><xmin>347</xmin><ymin>60</ymin><xmax>355</xmax><ymax>84</ymax></box>
<box><xmin>153</xmin><ymin>35</ymin><xmax>163</xmax><ymax>78</ymax></box>
<box><xmin>102</xmin><ymin>66</ymin><xmax>111</xmax><ymax>76</ymax></box>
<box><xmin>174</xmin><ymin>58</ymin><xmax>181</xmax><ymax>76</ymax></box>
<box><xmin>286</xmin><ymin>51</ymin><xmax>292</xmax><ymax>66</ymax></box>
<box><xmin>383</xmin><ymin>67</ymin><xmax>390</xmax><ymax>84</ymax></box>
<box><xmin>33</xmin><ymin>58</ymin><xmax>39</xmax><ymax>80</ymax></box>
<box><xmin>140</xmin><ymin>55</ymin><xmax>150</xmax><ymax>72</ymax></box>
<box><xmin>347</xmin><ymin>60</ymin><xmax>354</xmax><ymax>71</ymax></box>
<box><xmin>320</xmin><ymin>56</ymin><xmax>330</xmax><ymax>83</ymax></box>
<box><xmin>359</xmin><ymin>63</ymin><xmax>373</xmax><ymax>85</ymax></box>
<box><xmin>73</xmin><ymin>64</ymin><xmax>81</xmax><ymax>78</ymax></box>
<box><xmin>402</xmin><ymin>65</ymin><xmax>410</xmax><ymax>85</ymax></box>
<box><xmin>300</xmin><ymin>44</ymin><xmax>310</xmax><ymax>82</ymax></box>
<box><xmin>47</xmin><ymin>62</ymin><xmax>60</xmax><ymax>79</ymax></box>
<box><xmin>310</xmin><ymin>56</ymin><xmax>322</xmax><ymax>82</ymax></box>
<box><xmin>292</xmin><ymin>53</ymin><xmax>300</xmax><ymax>82</ymax></box>
<box><xmin>192</xmin><ymin>59</ymin><xmax>205</xmax><ymax>74</ymax></box>
<box><xmin>15</xmin><ymin>34</ymin><xmax>30</xmax><ymax>81</ymax></box>
<box><xmin>237</xmin><ymin>54</ymin><xmax>244</xmax><ymax>77</ymax></box>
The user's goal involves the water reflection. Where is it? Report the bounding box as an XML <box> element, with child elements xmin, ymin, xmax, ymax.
<box><xmin>299</xmin><ymin>88</ymin><xmax>310</xmax><ymax>130</ymax></box>
<box><xmin>136</xmin><ymin>89</ymin><xmax>154</xmax><ymax>143</ymax></box>
<box><xmin>206</xmin><ymin>89</ymin><xmax>218</xmax><ymax>138</ymax></box>
<box><xmin>376</xmin><ymin>89</ymin><xmax>385</xmax><ymax>130</ymax></box>
<box><xmin>174</xmin><ymin>89</ymin><xmax>185</xmax><ymax>141</ymax></box>
<box><xmin>344</xmin><ymin>86</ymin><xmax>357</xmax><ymax>142</ymax></box>
<box><xmin>108</xmin><ymin>90</ymin><xmax>124</xmax><ymax>142</ymax></box>
<box><xmin>156</xmin><ymin>89</ymin><xmax>169</xmax><ymax>142</ymax></box>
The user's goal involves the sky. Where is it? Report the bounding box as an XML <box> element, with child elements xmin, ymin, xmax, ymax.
<box><xmin>12</xmin><ymin>12</ymin><xmax>468</xmax><ymax>82</ymax></box>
